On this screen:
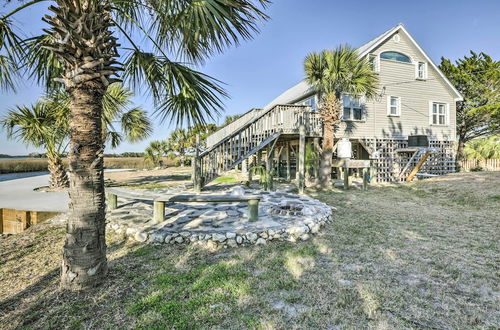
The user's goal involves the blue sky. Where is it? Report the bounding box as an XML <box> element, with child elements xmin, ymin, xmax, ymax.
<box><xmin>1</xmin><ymin>0</ymin><xmax>499</xmax><ymax>155</ymax></box>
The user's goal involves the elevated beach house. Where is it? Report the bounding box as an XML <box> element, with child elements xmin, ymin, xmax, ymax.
<box><xmin>195</xmin><ymin>24</ymin><xmax>462</xmax><ymax>188</ymax></box>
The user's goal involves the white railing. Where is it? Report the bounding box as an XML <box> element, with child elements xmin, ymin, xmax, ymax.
<box><xmin>206</xmin><ymin>108</ymin><xmax>263</xmax><ymax>147</ymax></box>
<box><xmin>197</xmin><ymin>104</ymin><xmax>322</xmax><ymax>187</ymax></box>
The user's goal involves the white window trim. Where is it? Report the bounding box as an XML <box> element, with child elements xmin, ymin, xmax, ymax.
<box><xmin>415</xmin><ymin>61</ymin><xmax>427</xmax><ymax>80</ymax></box>
<box><xmin>428</xmin><ymin>101</ymin><xmax>450</xmax><ymax>126</ymax></box>
<box><xmin>387</xmin><ymin>96</ymin><xmax>401</xmax><ymax>117</ymax></box>
<box><xmin>342</xmin><ymin>95</ymin><xmax>365</xmax><ymax>121</ymax></box>
<box><xmin>369</xmin><ymin>53</ymin><xmax>380</xmax><ymax>73</ymax></box>
<box><xmin>379</xmin><ymin>50</ymin><xmax>414</xmax><ymax>65</ymax></box>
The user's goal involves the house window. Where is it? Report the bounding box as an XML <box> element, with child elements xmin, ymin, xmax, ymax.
<box><xmin>368</xmin><ymin>54</ymin><xmax>380</xmax><ymax>72</ymax></box>
<box><xmin>430</xmin><ymin>102</ymin><xmax>448</xmax><ymax>125</ymax></box>
<box><xmin>342</xmin><ymin>95</ymin><xmax>363</xmax><ymax>121</ymax></box>
<box><xmin>298</xmin><ymin>96</ymin><xmax>317</xmax><ymax>111</ymax></box>
<box><xmin>417</xmin><ymin>62</ymin><xmax>427</xmax><ymax>79</ymax></box>
<box><xmin>380</xmin><ymin>51</ymin><xmax>412</xmax><ymax>63</ymax></box>
<box><xmin>387</xmin><ymin>96</ymin><xmax>401</xmax><ymax>116</ymax></box>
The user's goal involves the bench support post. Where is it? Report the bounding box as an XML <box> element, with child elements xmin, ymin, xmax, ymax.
<box><xmin>248</xmin><ymin>199</ymin><xmax>259</xmax><ymax>222</ymax></box>
<box><xmin>153</xmin><ymin>201</ymin><xmax>165</xmax><ymax>223</ymax></box>
<box><xmin>363</xmin><ymin>167</ymin><xmax>369</xmax><ymax>190</ymax></box>
<box><xmin>193</xmin><ymin>135</ymin><xmax>202</xmax><ymax>193</ymax></box>
<box><xmin>107</xmin><ymin>193</ymin><xmax>117</xmax><ymax>210</ymax></box>
<box><xmin>343</xmin><ymin>166</ymin><xmax>349</xmax><ymax>190</ymax></box>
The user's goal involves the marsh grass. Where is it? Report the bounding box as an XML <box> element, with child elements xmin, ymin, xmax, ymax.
<box><xmin>0</xmin><ymin>172</ymin><xmax>498</xmax><ymax>329</ymax></box>
<box><xmin>0</xmin><ymin>157</ymin><xmax>182</xmax><ymax>174</ymax></box>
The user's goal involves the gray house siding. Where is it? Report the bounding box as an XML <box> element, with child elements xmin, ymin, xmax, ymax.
<box><xmin>325</xmin><ymin>30</ymin><xmax>457</xmax><ymax>141</ymax></box>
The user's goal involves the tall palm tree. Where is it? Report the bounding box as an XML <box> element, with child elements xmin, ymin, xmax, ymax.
<box><xmin>2</xmin><ymin>84</ymin><xmax>152</xmax><ymax>188</ymax></box>
<box><xmin>304</xmin><ymin>46</ymin><xmax>378</xmax><ymax>187</ymax></box>
<box><xmin>1</xmin><ymin>0</ymin><xmax>268</xmax><ymax>290</ymax></box>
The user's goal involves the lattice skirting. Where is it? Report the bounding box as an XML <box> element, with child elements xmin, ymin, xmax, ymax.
<box><xmin>361</xmin><ymin>138</ymin><xmax>456</xmax><ymax>183</ymax></box>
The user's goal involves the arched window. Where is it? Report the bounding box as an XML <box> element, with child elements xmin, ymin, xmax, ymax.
<box><xmin>380</xmin><ymin>51</ymin><xmax>412</xmax><ymax>63</ymax></box>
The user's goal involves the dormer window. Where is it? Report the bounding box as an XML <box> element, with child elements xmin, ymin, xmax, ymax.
<box><xmin>417</xmin><ymin>62</ymin><xmax>427</xmax><ymax>79</ymax></box>
<box><xmin>380</xmin><ymin>51</ymin><xmax>412</xmax><ymax>64</ymax></box>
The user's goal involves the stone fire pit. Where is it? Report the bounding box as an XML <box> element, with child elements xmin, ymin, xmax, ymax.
<box><xmin>106</xmin><ymin>186</ymin><xmax>333</xmax><ymax>248</ymax></box>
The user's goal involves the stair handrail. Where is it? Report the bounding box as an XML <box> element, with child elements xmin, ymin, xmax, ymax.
<box><xmin>205</xmin><ymin>107</ymin><xmax>262</xmax><ymax>147</ymax></box>
<box><xmin>199</xmin><ymin>104</ymin><xmax>310</xmax><ymax>157</ymax></box>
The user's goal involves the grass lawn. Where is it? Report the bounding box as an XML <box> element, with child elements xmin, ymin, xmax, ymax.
<box><xmin>0</xmin><ymin>172</ymin><xmax>498</xmax><ymax>329</ymax></box>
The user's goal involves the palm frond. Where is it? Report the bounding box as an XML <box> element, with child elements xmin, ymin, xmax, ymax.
<box><xmin>102</xmin><ymin>83</ymin><xmax>134</xmax><ymax>127</ymax></box>
<box><xmin>0</xmin><ymin>102</ymin><xmax>64</xmax><ymax>150</ymax></box>
<box><xmin>0</xmin><ymin>17</ymin><xmax>23</xmax><ymax>90</ymax></box>
<box><xmin>123</xmin><ymin>49</ymin><xmax>226</xmax><ymax>125</ymax></box>
<box><xmin>149</xmin><ymin>0</ymin><xmax>269</xmax><ymax>63</ymax></box>
<box><xmin>107</xmin><ymin>131</ymin><xmax>123</xmax><ymax>149</ymax></box>
<box><xmin>22</xmin><ymin>35</ymin><xmax>64</xmax><ymax>91</ymax></box>
<box><xmin>121</xmin><ymin>107</ymin><xmax>152</xmax><ymax>142</ymax></box>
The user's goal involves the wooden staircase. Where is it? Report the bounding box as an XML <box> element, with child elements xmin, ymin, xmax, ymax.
<box><xmin>195</xmin><ymin>104</ymin><xmax>322</xmax><ymax>188</ymax></box>
<box><xmin>396</xmin><ymin>147</ymin><xmax>436</xmax><ymax>181</ymax></box>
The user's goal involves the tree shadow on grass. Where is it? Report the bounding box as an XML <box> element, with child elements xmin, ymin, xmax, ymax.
<box><xmin>2</xmin><ymin>176</ymin><xmax>499</xmax><ymax>329</ymax></box>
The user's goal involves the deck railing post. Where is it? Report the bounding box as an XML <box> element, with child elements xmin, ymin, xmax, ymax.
<box><xmin>266</xmin><ymin>147</ymin><xmax>274</xmax><ymax>191</ymax></box>
<box><xmin>193</xmin><ymin>135</ymin><xmax>202</xmax><ymax>193</ymax></box>
<box><xmin>286</xmin><ymin>141</ymin><xmax>291</xmax><ymax>181</ymax></box>
<box><xmin>298</xmin><ymin>117</ymin><xmax>306</xmax><ymax>194</ymax></box>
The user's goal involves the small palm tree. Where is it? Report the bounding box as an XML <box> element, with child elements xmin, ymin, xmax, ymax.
<box><xmin>2</xmin><ymin>84</ymin><xmax>152</xmax><ymax>188</ymax></box>
<box><xmin>167</xmin><ymin>128</ymin><xmax>193</xmax><ymax>165</ymax></box>
<box><xmin>304</xmin><ymin>45</ymin><xmax>378</xmax><ymax>187</ymax></box>
<box><xmin>465</xmin><ymin>135</ymin><xmax>500</xmax><ymax>159</ymax></box>
<box><xmin>2</xmin><ymin>102</ymin><xmax>69</xmax><ymax>188</ymax></box>
<box><xmin>144</xmin><ymin>140</ymin><xmax>169</xmax><ymax>167</ymax></box>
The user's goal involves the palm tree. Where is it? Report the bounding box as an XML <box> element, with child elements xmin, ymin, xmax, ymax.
<box><xmin>2</xmin><ymin>102</ymin><xmax>70</xmax><ymax>188</ymax></box>
<box><xmin>2</xmin><ymin>84</ymin><xmax>152</xmax><ymax>188</ymax></box>
<box><xmin>167</xmin><ymin>128</ymin><xmax>192</xmax><ymax>165</ymax></box>
<box><xmin>465</xmin><ymin>135</ymin><xmax>500</xmax><ymax>159</ymax></box>
<box><xmin>304</xmin><ymin>46</ymin><xmax>378</xmax><ymax>187</ymax></box>
<box><xmin>1</xmin><ymin>0</ymin><xmax>268</xmax><ymax>289</ymax></box>
<box><xmin>144</xmin><ymin>140</ymin><xmax>169</xmax><ymax>167</ymax></box>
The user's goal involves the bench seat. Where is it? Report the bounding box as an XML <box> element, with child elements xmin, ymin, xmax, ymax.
<box><xmin>106</xmin><ymin>188</ymin><xmax>260</xmax><ymax>223</ymax></box>
<box><xmin>154</xmin><ymin>194</ymin><xmax>260</xmax><ymax>223</ymax></box>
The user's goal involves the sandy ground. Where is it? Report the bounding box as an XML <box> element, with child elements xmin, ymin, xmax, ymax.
<box><xmin>105</xmin><ymin>167</ymin><xmax>192</xmax><ymax>187</ymax></box>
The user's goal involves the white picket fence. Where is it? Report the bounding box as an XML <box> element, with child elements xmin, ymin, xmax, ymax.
<box><xmin>459</xmin><ymin>159</ymin><xmax>500</xmax><ymax>172</ymax></box>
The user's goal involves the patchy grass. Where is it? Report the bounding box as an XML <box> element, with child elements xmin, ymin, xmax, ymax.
<box><xmin>213</xmin><ymin>175</ymin><xmax>241</xmax><ymax>184</ymax></box>
<box><xmin>0</xmin><ymin>172</ymin><xmax>499</xmax><ymax>329</ymax></box>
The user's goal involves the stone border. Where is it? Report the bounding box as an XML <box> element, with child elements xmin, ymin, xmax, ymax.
<box><xmin>106</xmin><ymin>188</ymin><xmax>334</xmax><ymax>248</ymax></box>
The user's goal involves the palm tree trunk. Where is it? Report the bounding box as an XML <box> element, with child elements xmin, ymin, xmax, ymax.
<box><xmin>47</xmin><ymin>152</ymin><xmax>69</xmax><ymax>189</ymax></box>
<box><xmin>318</xmin><ymin>94</ymin><xmax>341</xmax><ymax>187</ymax></box>
<box><xmin>60</xmin><ymin>82</ymin><xmax>108</xmax><ymax>290</ymax></box>
<box><xmin>44</xmin><ymin>0</ymin><xmax>120</xmax><ymax>290</ymax></box>
<box><xmin>319</xmin><ymin>123</ymin><xmax>334</xmax><ymax>187</ymax></box>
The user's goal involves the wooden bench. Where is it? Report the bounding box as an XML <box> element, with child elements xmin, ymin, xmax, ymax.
<box><xmin>106</xmin><ymin>188</ymin><xmax>261</xmax><ymax>223</ymax></box>
<box><xmin>106</xmin><ymin>187</ymin><xmax>156</xmax><ymax>211</ymax></box>
<box><xmin>154</xmin><ymin>195</ymin><xmax>261</xmax><ymax>223</ymax></box>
